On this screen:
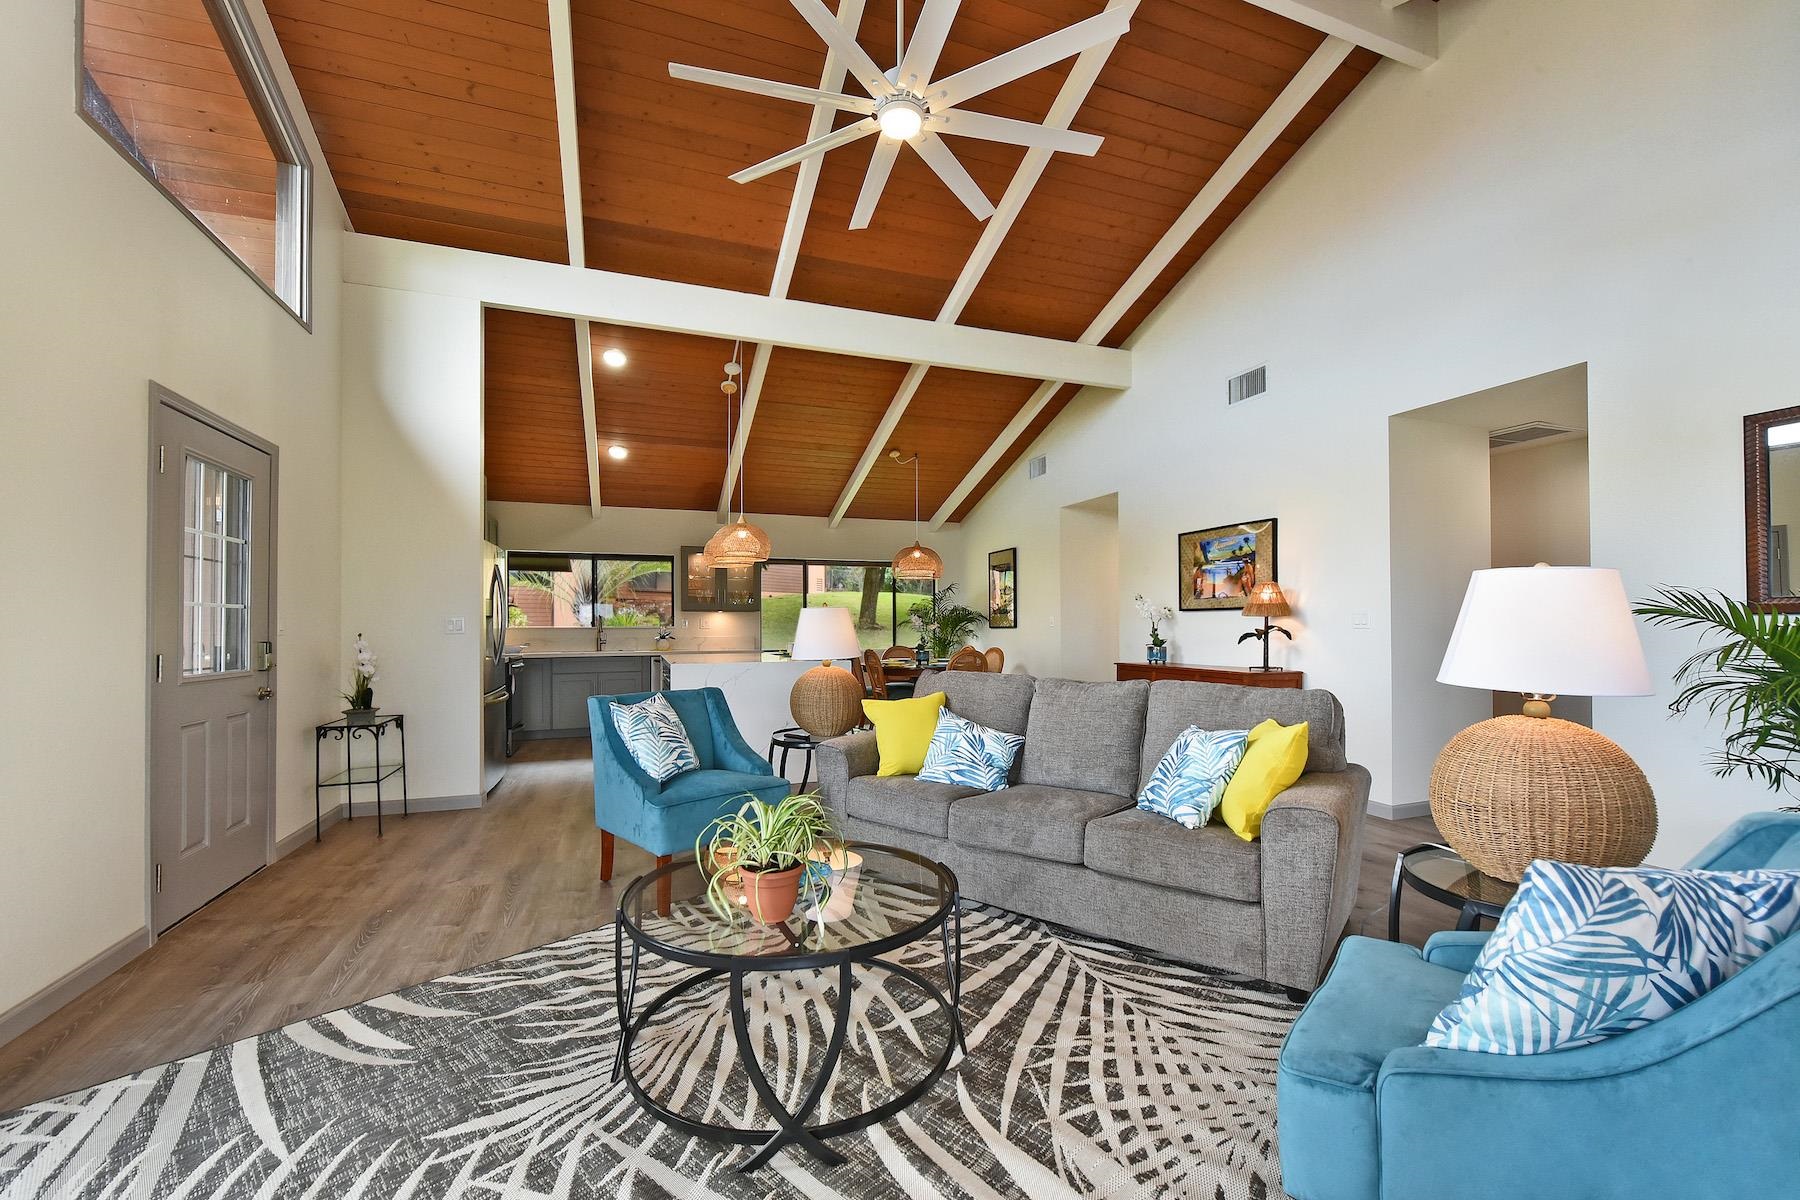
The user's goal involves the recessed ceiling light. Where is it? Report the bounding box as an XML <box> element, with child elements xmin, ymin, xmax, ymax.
<box><xmin>607</xmin><ymin>444</ymin><xmax>629</xmax><ymax>460</ymax></box>
<box><xmin>601</xmin><ymin>348</ymin><xmax>627</xmax><ymax>368</ymax></box>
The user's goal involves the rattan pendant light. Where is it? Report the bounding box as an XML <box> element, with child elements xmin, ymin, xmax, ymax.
<box><xmin>888</xmin><ymin>449</ymin><xmax>944</xmax><ymax>580</ymax></box>
<box><xmin>704</xmin><ymin>345</ymin><xmax>770</xmax><ymax>568</ymax></box>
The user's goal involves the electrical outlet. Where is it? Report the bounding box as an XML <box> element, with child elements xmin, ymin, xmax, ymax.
<box><xmin>1351</xmin><ymin>610</ymin><xmax>1370</xmax><ymax>629</ymax></box>
<box><xmin>445</xmin><ymin>617</ymin><xmax>466</xmax><ymax>634</ymax></box>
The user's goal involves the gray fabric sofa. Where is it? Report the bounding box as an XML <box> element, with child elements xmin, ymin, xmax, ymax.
<box><xmin>816</xmin><ymin>671</ymin><xmax>1371</xmax><ymax>992</ymax></box>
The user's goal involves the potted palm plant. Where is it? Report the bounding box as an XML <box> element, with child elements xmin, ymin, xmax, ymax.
<box><xmin>910</xmin><ymin>583</ymin><xmax>989</xmax><ymax>661</ymax></box>
<box><xmin>696</xmin><ymin>793</ymin><xmax>838</xmax><ymax>923</ymax></box>
<box><xmin>1634</xmin><ymin>587</ymin><xmax>1800</xmax><ymax>808</ymax></box>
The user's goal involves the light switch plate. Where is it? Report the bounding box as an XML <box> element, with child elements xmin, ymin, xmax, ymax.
<box><xmin>445</xmin><ymin>617</ymin><xmax>466</xmax><ymax>634</ymax></box>
<box><xmin>1351</xmin><ymin>610</ymin><xmax>1370</xmax><ymax>629</ymax></box>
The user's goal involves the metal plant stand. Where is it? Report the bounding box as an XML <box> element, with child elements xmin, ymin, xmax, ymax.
<box><xmin>313</xmin><ymin>714</ymin><xmax>408</xmax><ymax>839</ymax></box>
<box><xmin>613</xmin><ymin>845</ymin><xmax>963</xmax><ymax>1172</ymax></box>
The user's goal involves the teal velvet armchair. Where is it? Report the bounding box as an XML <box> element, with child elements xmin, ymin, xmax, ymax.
<box><xmin>1278</xmin><ymin>812</ymin><xmax>1800</xmax><ymax>1200</ymax></box>
<box><xmin>589</xmin><ymin>688</ymin><xmax>791</xmax><ymax>908</ymax></box>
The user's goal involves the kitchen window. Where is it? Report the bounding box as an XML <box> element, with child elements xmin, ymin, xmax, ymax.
<box><xmin>79</xmin><ymin>0</ymin><xmax>314</xmax><ymax>324</ymax></box>
<box><xmin>760</xmin><ymin>561</ymin><xmax>934</xmax><ymax>654</ymax></box>
<box><xmin>507</xmin><ymin>554</ymin><xmax>674</xmax><ymax>629</ymax></box>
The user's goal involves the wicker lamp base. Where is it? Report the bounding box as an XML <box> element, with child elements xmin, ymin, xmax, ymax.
<box><xmin>1429</xmin><ymin>714</ymin><xmax>1656</xmax><ymax>883</ymax></box>
<box><xmin>790</xmin><ymin>663</ymin><xmax>863</xmax><ymax>740</ymax></box>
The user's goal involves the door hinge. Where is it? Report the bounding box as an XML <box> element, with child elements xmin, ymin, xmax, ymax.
<box><xmin>155</xmin><ymin>653</ymin><xmax>164</xmax><ymax>684</ymax></box>
<box><xmin>154</xmin><ymin>863</ymin><xmax>163</xmax><ymax>894</ymax></box>
<box><xmin>158</xmin><ymin>444</ymin><xmax>166</xmax><ymax>473</ymax></box>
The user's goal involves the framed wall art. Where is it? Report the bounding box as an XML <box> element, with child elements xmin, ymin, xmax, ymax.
<box><xmin>1178</xmin><ymin>519</ymin><xmax>1276</xmax><ymax>611</ymax></box>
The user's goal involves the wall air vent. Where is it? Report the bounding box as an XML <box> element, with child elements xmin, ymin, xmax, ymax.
<box><xmin>1227</xmin><ymin>366</ymin><xmax>1267</xmax><ymax>405</ymax></box>
<box><xmin>1488</xmin><ymin>421</ymin><xmax>1575</xmax><ymax>451</ymax></box>
<box><xmin>1027</xmin><ymin>454</ymin><xmax>1048</xmax><ymax>479</ymax></box>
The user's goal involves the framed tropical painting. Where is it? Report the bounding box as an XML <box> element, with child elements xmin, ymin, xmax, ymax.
<box><xmin>1178</xmin><ymin>519</ymin><xmax>1276</xmax><ymax>611</ymax></box>
<box><xmin>988</xmin><ymin>547</ymin><xmax>1017</xmax><ymax>628</ymax></box>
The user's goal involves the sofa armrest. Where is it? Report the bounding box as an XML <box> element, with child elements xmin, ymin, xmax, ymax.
<box><xmin>1259</xmin><ymin>764</ymin><xmax>1371</xmax><ymax>991</ymax></box>
<box><xmin>816</xmin><ymin>729</ymin><xmax>878</xmax><ymax>822</ymax></box>
<box><xmin>1421</xmin><ymin>931</ymin><xmax>1490</xmax><ymax>974</ymax></box>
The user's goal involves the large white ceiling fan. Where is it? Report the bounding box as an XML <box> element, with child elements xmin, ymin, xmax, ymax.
<box><xmin>669</xmin><ymin>0</ymin><xmax>1135</xmax><ymax>229</ymax></box>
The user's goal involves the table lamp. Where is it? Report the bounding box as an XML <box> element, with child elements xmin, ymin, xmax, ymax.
<box><xmin>1431</xmin><ymin>565</ymin><xmax>1656</xmax><ymax>881</ymax></box>
<box><xmin>1239</xmin><ymin>581</ymin><xmax>1293</xmax><ymax>671</ymax></box>
<box><xmin>789</xmin><ymin>606</ymin><xmax>864</xmax><ymax>739</ymax></box>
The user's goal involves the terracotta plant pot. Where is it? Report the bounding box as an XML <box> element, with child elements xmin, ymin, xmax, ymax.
<box><xmin>739</xmin><ymin>863</ymin><xmax>804</xmax><ymax>924</ymax></box>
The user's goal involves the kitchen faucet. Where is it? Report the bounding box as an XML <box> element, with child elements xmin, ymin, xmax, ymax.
<box><xmin>594</xmin><ymin>622</ymin><xmax>605</xmax><ymax>651</ymax></box>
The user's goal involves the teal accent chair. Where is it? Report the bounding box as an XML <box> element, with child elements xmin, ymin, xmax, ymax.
<box><xmin>1278</xmin><ymin>812</ymin><xmax>1800</xmax><ymax>1200</ymax></box>
<box><xmin>589</xmin><ymin>688</ymin><xmax>791</xmax><ymax>911</ymax></box>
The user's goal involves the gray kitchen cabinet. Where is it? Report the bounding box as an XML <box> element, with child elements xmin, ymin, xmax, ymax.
<box><xmin>512</xmin><ymin>659</ymin><xmax>552</xmax><ymax>731</ymax></box>
<box><xmin>516</xmin><ymin>655</ymin><xmax>659</xmax><ymax>740</ymax></box>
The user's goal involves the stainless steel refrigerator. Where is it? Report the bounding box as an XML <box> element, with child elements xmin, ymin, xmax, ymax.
<box><xmin>482</xmin><ymin>543</ymin><xmax>510</xmax><ymax>794</ymax></box>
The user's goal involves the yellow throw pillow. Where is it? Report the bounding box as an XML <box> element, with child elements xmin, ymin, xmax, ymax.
<box><xmin>864</xmin><ymin>692</ymin><xmax>947</xmax><ymax>777</ymax></box>
<box><xmin>1219</xmin><ymin>719</ymin><xmax>1309</xmax><ymax>841</ymax></box>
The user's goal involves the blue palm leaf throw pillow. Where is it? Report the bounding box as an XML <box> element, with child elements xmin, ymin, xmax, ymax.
<box><xmin>918</xmin><ymin>709</ymin><xmax>1024</xmax><ymax>792</ymax></box>
<box><xmin>610</xmin><ymin>693</ymin><xmax>698</xmax><ymax>782</ymax></box>
<box><xmin>1136</xmin><ymin>725</ymin><xmax>1250</xmax><ymax>829</ymax></box>
<box><xmin>1426</xmin><ymin>859</ymin><xmax>1800</xmax><ymax>1054</ymax></box>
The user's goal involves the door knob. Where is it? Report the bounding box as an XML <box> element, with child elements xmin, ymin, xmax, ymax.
<box><xmin>257</xmin><ymin>687</ymin><xmax>273</xmax><ymax>700</ymax></box>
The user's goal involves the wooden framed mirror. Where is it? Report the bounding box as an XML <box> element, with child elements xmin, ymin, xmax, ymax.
<box><xmin>1745</xmin><ymin>406</ymin><xmax>1800</xmax><ymax>612</ymax></box>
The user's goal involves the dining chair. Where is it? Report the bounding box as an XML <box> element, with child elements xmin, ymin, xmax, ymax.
<box><xmin>860</xmin><ymin>648</ymin><xmax>891</xmax><ymax>698</ymax></box>
<box><xmin>946</xmin><ymin>645</ymin><xmax>987</xmax><ymax>671</ymax></box>
<box><xmin>983</xmin><ymin>646</ymin><xmax>1004</xmax><ymax>673</ymax></box>
<box><xmin>848</xmin><ymin>651</ymin><xmax>868</xmax><ymax>696</ymax></box>
<box><xmin>883</xmin><ymin>644</ymin><xmax>915</xmax><ymax>662</ymax></box>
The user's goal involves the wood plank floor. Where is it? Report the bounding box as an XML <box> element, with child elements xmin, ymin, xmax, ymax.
<box><xmin>0</xmin><ymin>739</ymin><xmax>1452</xmax><ymax>1111</ymax></box>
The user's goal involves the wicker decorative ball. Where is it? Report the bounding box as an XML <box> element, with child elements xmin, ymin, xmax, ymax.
<box><xmin>790</xmin><ymin>663</ymin><xmax>863</xmax><ymax>740</ymax></box>
<box><xmin>1429</xmin><ymin>714</ymin><xmax>1656</xmax><ymax>883</ymax></box>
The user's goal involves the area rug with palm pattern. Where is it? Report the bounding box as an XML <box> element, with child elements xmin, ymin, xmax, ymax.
<box><xmin>0</xmin><ymin>905</ymin><xmax>1300</xmax><ymax>1199</ymax></box>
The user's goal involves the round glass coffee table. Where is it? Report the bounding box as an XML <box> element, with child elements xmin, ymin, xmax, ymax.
<box><xmin>1389</xmin><ymin>843</ymin><xmax>1519</xmax><ymax>940</ymax></box>
<box><xmin>612</xmin><ymin>844</ymin><xmax>963</xmax><ymax>1172</ymax></box>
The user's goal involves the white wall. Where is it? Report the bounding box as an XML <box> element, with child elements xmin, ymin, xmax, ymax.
<box><xmin>0</xmin><ymin>3</ymin><xmax>345</xmax><ymax>1013</ymax></box>
<box><xmin>955</xmin><ymin>0</ymin><xmax>1800</xmax><ymax>864</ymax></box>
<box><xmin>339</xmin><ymin>286</ymin><xmax>485</xmax><ymax>804</ymax></box>
<box><xmin>1492</xmin><ymin>438</ymin><xmax>1591</xmax><ymax>569</ymax></box>
<box><xmin>1057</xmin><ymin>495</ymin><xmax>1120</xmax><ymax>682</ymax></box>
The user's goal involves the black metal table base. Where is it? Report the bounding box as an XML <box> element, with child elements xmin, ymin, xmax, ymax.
<box><xmin>313</xmin><ymin>715</ymin><xmax>409</xmax><ymax>840</ymax></box>
<box><xmin>614</xmin><ymin>901</ymin><xmax>965</xmax><ymax>1171</ymax></box>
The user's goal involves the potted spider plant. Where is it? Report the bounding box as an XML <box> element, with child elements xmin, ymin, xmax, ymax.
<box><xmin>696</xmin><ymin>793</ymin><xmax>838</xmax><ymax>924</ymax></box>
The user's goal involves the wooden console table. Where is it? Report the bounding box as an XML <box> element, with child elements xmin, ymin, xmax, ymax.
<box><xmin>1116</xmin><ymin>662</ymin><xmax>1303</xmax><ymax>688</ymax></box>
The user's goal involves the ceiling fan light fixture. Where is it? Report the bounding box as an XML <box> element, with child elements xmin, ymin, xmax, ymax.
<box><xmin>876</xmin><ymin>95</ymin><xmax>926</xmax><ymax>141</ymax></box>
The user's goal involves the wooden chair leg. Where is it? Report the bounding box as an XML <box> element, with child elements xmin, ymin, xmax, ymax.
<box><xmin>600</xmin><ymin>830</ymin><xmax>615</xmax><ymax>882</ymax></box>
<box><xmin>656</xmin><ymin>855</ymin><xmax>673</xmax><ymax>917</ymax></box>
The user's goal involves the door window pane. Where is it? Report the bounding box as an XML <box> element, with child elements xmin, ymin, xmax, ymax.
<box><xmin>182</xmin><ymin>455</ymin><xmax>251</xmax><ymax>674</ymax></box>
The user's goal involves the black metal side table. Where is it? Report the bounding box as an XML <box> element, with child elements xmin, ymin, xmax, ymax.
<box><xmin>767</xmin><ymin>726</ymin><xmax>820</xmax><ymax>791</ymax></box>
<box><xmin>1389</xmin><ymin>843</ymin><xmax>1517</xmax><ymax>941</ymax></box>
<box><xmin>314</xmin><ymin>714</ymin><xmax>408</xmax><ymax>840</ymax></box>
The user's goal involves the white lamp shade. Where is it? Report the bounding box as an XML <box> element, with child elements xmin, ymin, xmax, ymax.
<box><xmin>791</xmin><ymin>606</ymin><xmax>861</xmax><ymax>662</ymax></box>
<box><xmin>1438</xmin><ymin>566</ymin><xmax>1652</xmax><ymax>697</ymax></box>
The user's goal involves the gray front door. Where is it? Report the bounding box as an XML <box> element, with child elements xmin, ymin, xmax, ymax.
<box><xmin>149</xmin><ymin>395</ymin><xmax>275</xmax><ymax>932</ymax></box>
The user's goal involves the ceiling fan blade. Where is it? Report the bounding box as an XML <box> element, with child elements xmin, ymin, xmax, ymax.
<box><xmin>730</xmin><ymin>119</ymin><xmax>878</xmax><ymax>184</ymax></box>
<box><xmin>669</xmin><ymin>63</ymin><xmax>875</xmax><ymax>115</ymax></box>
<box><xmin>912</xmin><ymin>133</ymin><xmax>994</xmax><ymax>220</ymax></box>
<box><xmin>895</xmin><ymin>0</ymin><xmax>961</xmax><ymax>92</ymax></box>
<box><xmin>850</xmin><ymin>139</ymin><xmax>901</xmax><ymax>229</ymax></box>
<box><xmin>932</xmin><ymin>4</ymin><xmax>1135</xmax><ymax>109</ymax></box>
<box><xmin>786</xmin><ymin>0</ymin><xmax>896</xmax><ymax>99</ymax></box>
<box><xmin>932</xmin><ymin>109</ymin><xmax>1103</xmax><ymax>155</ymax></box>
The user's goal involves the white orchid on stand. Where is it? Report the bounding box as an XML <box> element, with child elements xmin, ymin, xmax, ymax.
<box><xmin>1134</xmin><ymin>594</ymin><xmax>1174</xmax><ymax>664</ymax></box>
<box><xmin>342</xmin><ymin>633</ymin><xmax>380</xmax><ymax>720</ymax></box>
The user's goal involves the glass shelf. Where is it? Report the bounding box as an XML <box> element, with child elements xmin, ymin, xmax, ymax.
<box><xmin>319</xmin><ymin>762</ymin><xmax>407</xmax><ymax>788</ymax></box>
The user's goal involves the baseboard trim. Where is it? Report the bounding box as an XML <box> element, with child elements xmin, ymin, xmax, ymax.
<box><xmin>0</xmin><ymin>927</ymin><xmax>152</xmax><ymax>1049</ymax></box>
<box><xmin>1369</xmin><ymin>799</ymin><xmax>1433</xmax><ymax>821</ymax></box>
<box><xmin>275</xmin><ymin>793</ymin><xmax>485</xmax><ymax>858</ymax></box>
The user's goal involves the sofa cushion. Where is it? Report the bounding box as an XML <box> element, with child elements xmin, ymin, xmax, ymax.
<box><xmin>1142</xmin><ymin>681</ymin><xmax>1346</xmax><ymax>784</ymax></box>
<box><xmin>1084</xmin><ymin>808</ymin><xmax>1263</xmax><ymax>902</ymax></box>
<box><xmin>843</xmin><ymin>775</ymin><xmax>984</xmax><ymax>838</ymax></box>
<box><xmin>912</xmin><ymin>671</ymin><xmax>1036</xmax><ymax>737</ymax></box>
<box><xmin>654</xmin><ymin>769</ymin><xmax>790</xmax><ymax>808</ymax></box>
<box><xmin>1020</xmin><ymin>678</ymin><xmax>1149</xmax><ymax>797</ymax></box>
<box><xmin>948</xmin><ymin>784</ymin><xmax>1132</xmax><ymax>864</ymax></box>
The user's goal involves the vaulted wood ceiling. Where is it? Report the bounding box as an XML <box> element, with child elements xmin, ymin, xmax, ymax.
<box><xmin>264</xmin><ymin>0</ymin><xmax>1379</xmax><ymax>522</ymax></box>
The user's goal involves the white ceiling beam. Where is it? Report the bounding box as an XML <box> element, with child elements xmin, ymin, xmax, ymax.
<box><xmin>547</xmin><ymin>0</ymin><xmax>601</xmax><ymax>514</ymax></box>
<box><xmin>827</xmin><ymin>0</ymin><xmax>1133</xmax><ymax>526</ymax></box>
<box><xmin>829</xmin><ymin>363</ymin><xmax>929</xmax><ymax>525</ymax></box>
<box><xmin>718</xmin><ymin>0</ymin><xmax>867</xmax><ymax>520</ymax></box>
<box><xmin>344</xmin><ymin>233</ymin><xmax>1132</xmax><ymax>388</ymax></box>
<box><xmin>1241</xmin><ymin>0</ymin><xmax>1434</xmax><ymax>68</ymax></box>
<box><xmin>928</xmin><ymin>37</ymin><xmax>1353</xmax><ymax>528</ymax></box>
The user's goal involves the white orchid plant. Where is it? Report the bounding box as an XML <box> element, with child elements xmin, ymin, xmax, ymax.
<box><xmin>1134</xmin><ymin>594</ymin><xmax>1174</xmax><ymax>648</ymax></box>
<box><xmin>342</xmin><ymin>633</ymin><xmax>379</xmax><ymax>710</ymax></box>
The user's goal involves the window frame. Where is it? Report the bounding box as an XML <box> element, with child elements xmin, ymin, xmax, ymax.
<box><xmin>75</xmin><ymin>0</ymin><xmax>315</xmax><ymax>328</ymax></box>
<box><xmin>507</xmin><ymin>552</ymin><xmax>676</xmax><ymax>630</ymax></box>
<box><xmin>761</xmin><ymin>558</ymin><xmax>936</xmax><ymax>651</ymax></box>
